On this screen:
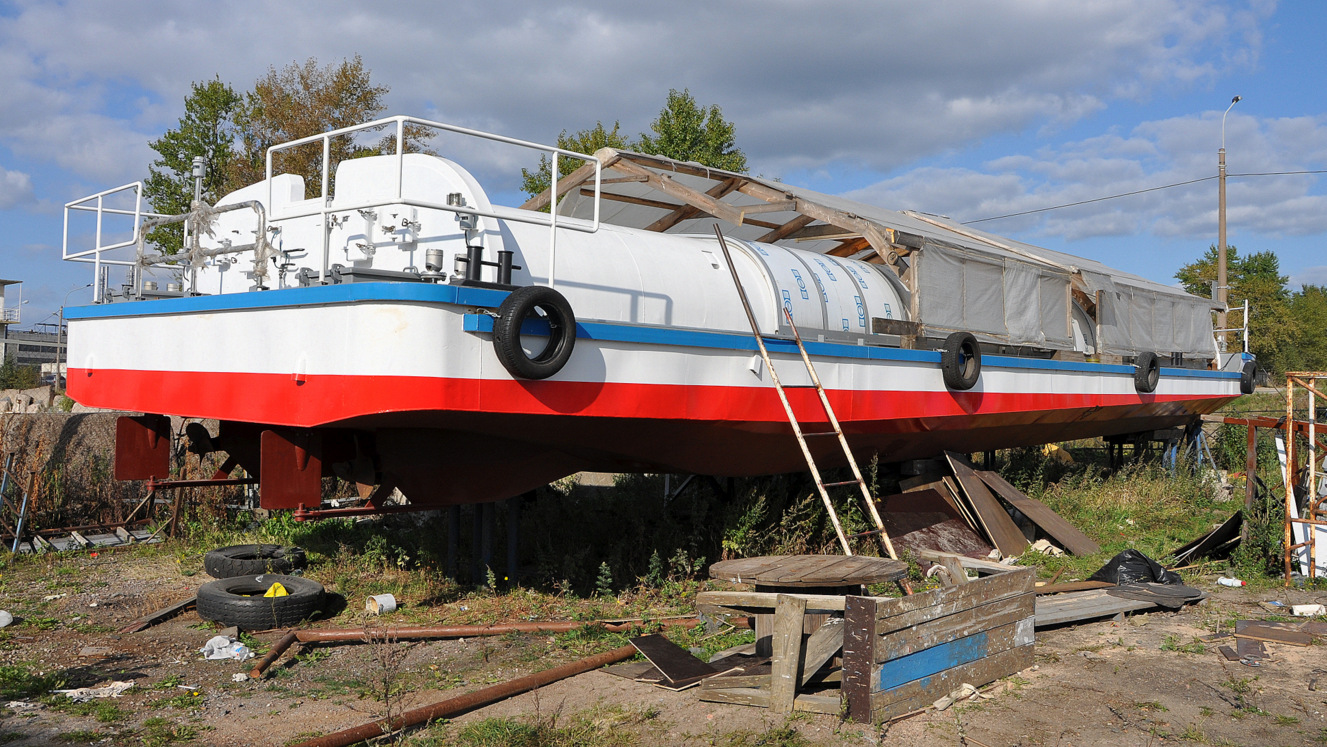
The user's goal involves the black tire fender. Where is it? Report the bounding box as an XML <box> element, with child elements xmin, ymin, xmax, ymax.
<box><xmin>493</xmin><ymin>285</ymin><xmax>577</xmax><ymax>380</ymax></box>
<box><xmin>1239</xmin><ymin>360</ymin><xmax>1257</xmax><ymax>395</ymax></box>
<box><xmin>195</xmin><ymin>574</ymin><xmax>325</xmax><ymax>631</ymax></box>
<box><xmin>203</xmin><ymin>544</ymin><xmax>307</xmax><ymax>579</ymax></box>
<box><xmin>1134</xmin><ymin>352</ymin><xmax>1160</xmax><ymax>393</ymax></box>
<box><xmin>940</xmin><ymin>331</ymin><xmax>981</xmax><ymax>391</ymax></box>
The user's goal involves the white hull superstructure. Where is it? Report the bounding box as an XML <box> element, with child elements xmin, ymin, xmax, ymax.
<box><xmin>61</xmin><ymin>117</ymin><xmax>1249</xmax><ymax>509</ymax></box>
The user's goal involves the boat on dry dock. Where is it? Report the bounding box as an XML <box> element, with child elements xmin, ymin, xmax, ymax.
<box><xmin>60</xmin><ymin>116</ymin><xmax>1253</xmax><ymax>511</ymax></box>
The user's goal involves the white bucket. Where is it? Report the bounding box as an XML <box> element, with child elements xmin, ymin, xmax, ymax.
<box><xmin>366</xmin><ymin>594</ymin><xmax>397</xmax><ymax>615</ymax></box>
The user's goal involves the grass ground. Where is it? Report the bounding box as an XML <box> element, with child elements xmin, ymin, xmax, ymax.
<box><xmin>1</xmin><ymin>391</ymin><xmax>1322</xmax><ymax>744</ymax></box>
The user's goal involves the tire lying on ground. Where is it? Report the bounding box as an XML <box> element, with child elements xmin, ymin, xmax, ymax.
<box><xmin>196</xmin><ymin>574</ymin><xmax>325</xmax><ymax>630</ymax></box>
<box><xmin>203</xmin><ymin>544</ymin><xmax>307</xmax><ymax>579</ymax></box>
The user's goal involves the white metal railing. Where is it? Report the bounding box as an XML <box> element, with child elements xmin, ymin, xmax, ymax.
<box><xmin>1213</xmin><ymin>298</ymin><xmax>1251</xmax><ymax>354</ymax></box>
<box><xmin>265</xmin><ymin>115</ymin><xmax>602</xmax><ymax>287</ymax></box>
<box><xmin>61</xmin><ymin>117</ymin><xmax>603</xmax><ymax>298</ymax></box>
<box><xmin>63</xmin><ymin>182</ymin><xmax>169</xmax><ymax>302</ymax></box>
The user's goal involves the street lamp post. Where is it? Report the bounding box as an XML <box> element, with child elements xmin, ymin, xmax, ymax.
<box><xmin>56</xmin><ymin>283</ymin><xmax>92</xmax><ymax>390</ymax></box>
<box><xmin>1218</xmin><ymin>94</ymin><xmax>1241</xmax><ymax>352</ymax></box>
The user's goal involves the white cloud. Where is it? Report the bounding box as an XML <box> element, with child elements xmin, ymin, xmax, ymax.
<box><xmin>0</xmin><ymin>0</ymin><xmax>1273</xmax><ymax>185</ymax></box>
<box><xmin>0</xmin><ymin>166</ymin><xmax>34</xmax><ymax>209</ymax></box>
<box><xmin>846</xmin><ymin>110</ymin><xmax>1327</xmax><ymax>246</ymax></box>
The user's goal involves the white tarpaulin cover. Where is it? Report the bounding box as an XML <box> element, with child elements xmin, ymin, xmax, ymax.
<box><xmin>546</xmin><ymin>150</ymin><xmax>1218</xmax><ymax>357</ymax></box>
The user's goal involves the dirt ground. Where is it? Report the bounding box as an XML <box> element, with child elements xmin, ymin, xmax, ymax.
<box><xmin>1</xmin><ymin>550</ymin><xmax>1324</xmax><ymax>746</ymax></box>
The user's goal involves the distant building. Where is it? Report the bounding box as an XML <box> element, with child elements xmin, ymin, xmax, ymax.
<box><xmin>3</xmin><ymin>327</ymin><xmax>63</xmax><ymax>369</ymax></box>
<box><xmin>1</xmin><ymin>280</ymin><xmax>66</xmax><ymax>383</ymax></box>
<box><xmin>0</xmin><ymin>278</ymin><xmax>18</xmax><ymax>329</ymax></box>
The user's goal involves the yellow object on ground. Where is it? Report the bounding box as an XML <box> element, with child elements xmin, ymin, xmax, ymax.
<box><xmin>1041</xmin><ymin>443</ymin><xmax>1074</xmax><ymax>464</ymax></box>
<box><xmin>264</xmin><ymin>582</ymin><xmax>289</xmax><ymax>598</ymax></box>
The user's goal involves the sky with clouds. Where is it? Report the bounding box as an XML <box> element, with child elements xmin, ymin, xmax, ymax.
<box><xmin>2</xmin><ymin>0</ymin><xmax>1325</xmax><ymax>328</ymax></box>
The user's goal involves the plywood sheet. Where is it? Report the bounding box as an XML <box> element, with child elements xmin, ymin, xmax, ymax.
<box><xmin>878</xmin><ymin>489</ymin><xmax>993</xmax><ymax>558</ymax></box>
<box><xmin>977</xmin><ymin>469</ymin><xmax>1100</xmax><ymax>555</ymax></box>
<box><xmin>630</xmin><ymin>634</ymin><xmax>718</xmax><ymax>687</ymax></box>
<box><xmin>945</xmin><ymin>453</ymin><xmax>1028</xmax><ymax>557</ymax></box>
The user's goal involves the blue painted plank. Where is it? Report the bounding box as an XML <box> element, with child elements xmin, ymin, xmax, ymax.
<box><xmin>876</xmin><ymin>629</ymin><xmax>992</xmax><ymax>692</ymax></box>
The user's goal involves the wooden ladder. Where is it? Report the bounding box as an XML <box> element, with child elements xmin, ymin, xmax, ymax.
<box><xmin>712</xmin><ymin>225</ymin><xmax>898</xmax><ymax>560</ymax></box>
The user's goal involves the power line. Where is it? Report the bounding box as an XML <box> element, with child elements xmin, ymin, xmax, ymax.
<box><xmin>964</xmin><ymin>168</ymin><xmax>1327</xmax><ymax>225</ymax></box>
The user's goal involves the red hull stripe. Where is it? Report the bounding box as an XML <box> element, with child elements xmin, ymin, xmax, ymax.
<box><xmin>69</xmin><ymin>368</ymin><xmax>1235</xmax><ymax>429</ymax></box>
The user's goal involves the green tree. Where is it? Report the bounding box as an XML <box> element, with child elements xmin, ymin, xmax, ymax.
<box><xmin>520</xmin><ymin>121</ymin><xmax>631</xmax><ymax>199</ymax></box>
<box><xmin>229</xmin><ymin>56</ymin><xmax>428</xmax><ymax>197</ymax></box>
<box><xmin>1175</xmin><ymin>245</ymin><xmax>1297</xmax><ymax>373</ymax></box>
<box><xmin>143</xmin><ymin>77</ymin><xmax>242</xmax><ymax>254</ymax></box>
<box><xmin>637</xmin><ymin>88</ymin><xmax>747</xmax><ymax>173</ymax></box>
<box><xmin>0</xmin><ymin>357</ymin><xmax>40</xmax><ymax>390</ymax></box>
<box><xmin>1286</xmin><ymin>284</ymin><xmax>1327</xmax><ymax>371</ymax></box>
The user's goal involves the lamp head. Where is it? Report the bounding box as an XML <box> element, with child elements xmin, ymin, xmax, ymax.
<box><xmin>1232</xmin><ymin>95</ymin><xmax>1242</xmax><ymax>104</ymax></box>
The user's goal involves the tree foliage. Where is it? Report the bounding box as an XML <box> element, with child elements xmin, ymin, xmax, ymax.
<box><xmin>637</xmin><ymin>89</ymin><xmax>747</xmax><ymax>172</ymax></box>
<box><xmin>143</xmin><ymin>78</ymin><xmax>242</xmax><ymax>254</ymax></box>
<box><xmin>0</xmin><ymin>357</ymin><xmax>40</xmax><ymax>390</ymax></box>
<box><xmin>520</xmin><ymin>89</ymin><xmax>746</xmax><ymax>199</ymax></box>
<box><xmin>520</xmin><ymin>121</ymin><xmax>631</xmax><ymax>200</ymax></box>
<box><xmin>229</xmin><ymin>55</ymin><xmax>425</xmax><ymax>197</ymax></box>
<box><xmin>147</xmin><ymin>56</ymin><xmax>429</xmax><ymax>248</ymax></box>
<box><xmin>1175</xmin><ymin>245</ymin><xmax>1325</xmax><ymax>375</ymax></box>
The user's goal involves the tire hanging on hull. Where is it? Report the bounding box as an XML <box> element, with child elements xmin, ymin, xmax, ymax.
<box><xmin>493</xmin><ymin>285</ymin><xmax>577</xmax><ymax>380</ymax></box>
<box><xmin>940</xmin><ymin>331</ymin><xmax>982</xmax><ymax>391</ymax></box>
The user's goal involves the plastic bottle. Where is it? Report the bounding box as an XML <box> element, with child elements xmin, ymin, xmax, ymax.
<box><xmin>1217</xmin><ymin>577</ymin><xmax>1245</xmax><ymax>587</ymax></box>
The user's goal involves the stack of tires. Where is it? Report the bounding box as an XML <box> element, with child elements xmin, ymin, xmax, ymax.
<box><xmin>196</xmin><ymin>545</ymin><xmax>324</xmax><ymax>630</ymax></box>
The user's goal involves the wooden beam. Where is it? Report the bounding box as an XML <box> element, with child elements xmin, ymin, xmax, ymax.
<box><xmin>945</xmin><ymin>452</ymin><xmax>1029</xmax><ymax>558</ymax></box>
<box><xmin>608</xmin><ymin>158</ymin><xmax>745</xmax><ymax>224</ymax></box>
<box><xmin>519</xmin><ymin>152</ymin><xmax>617</xmax><ymax>212</ymax></box>
<box><xmin>740</xmin><ymin>200</ymin><xmax>797</xmax><ymax>216</ymax></box>
<box><xmin>827</xmin><ymin>237</ymin><xmax>871</xmax><ymax>257</ymax></box>
<box><xmin>696</xmin><ymin>591</ymin><xmax>847</xmax><ymax>613</ymax></box>
<box><xmin>977</xmin><ymin>470</ymin><xmax>1100</xmax><ymax>555</ymax></box>
<box><xmin>646</xmin><ymin>177</ymin><xmax>742</xmax><ymax>232</ymax></box>
<box><xmin>791</xmin><ymin>223</ymin><xmax>862</xmax><ymax>240</ymax></box>
<box><xmin>914</xmin><ymin>549</ymin><xmax>1011</xmax><ymax>576</ymax></box>
<box><xmin>770</xmin><ymin>594</ymin><xmax>807</xmax><ymax>714</ymax></box>
<box><xmin>757</xmin><ymin>214</ymin><xmax>816</xmax><ymax>244</ymax></box>
<box><xmin>580</xmin><ymin>188</ymin><xmax>683</xmax><ymax>212</ymax></box>
<box><xmin>799</xmin><ymin>617</ymin><xmax>844</xmax><ymax>686</ymax></box>
<box><xmin>697</xmin><ymin>687</ymin><xmax>841</xmax><ymax>714</ymax></box>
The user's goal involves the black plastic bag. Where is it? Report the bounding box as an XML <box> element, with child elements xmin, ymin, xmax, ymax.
<box><xmin>1088</xmin><ymin>549</ymin><xmax>1182</xmax><ymax>585</ymax></box>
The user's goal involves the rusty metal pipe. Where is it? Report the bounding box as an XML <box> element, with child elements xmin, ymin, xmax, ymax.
<box><xmin>291</xmin><ymin>644</ymin><xmax>638</xmax><ymax>747</ymax></box>
<box><xmin>250</xmin><ymin>617</ymin><xmax>740</xmax><ymax>678</ymax></box>
<box><xmin>248</xmin><ymin>631</ymin><xmax>299</xmax><ymax>679</ymax></box>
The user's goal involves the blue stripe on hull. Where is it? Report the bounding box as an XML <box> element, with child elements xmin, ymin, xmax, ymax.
<box><xmin>67</xmin><ymin>283</ymin><xmax>1240</xmax><ymax>383</ymax></box>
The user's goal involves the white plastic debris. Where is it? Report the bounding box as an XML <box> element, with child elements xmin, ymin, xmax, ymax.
<box><xmin>1292</xmin><ymin>603</ymin><xmax>1326</xmax><ymax>616</ymax></box>
<box><xmin>53</xmin><ymin>681</ymin><xmax>134</xmax><ymax>702</ymax></box>
<box><xmin>1217</xmin><ymin>577</ymin><xmax>1245</xmax><ymax>587</ymax></box>
<box><xmin>231</xmin><ymin>673</ymin><xmax>249</xmax><ymax>683</ymax></box>
<box><xmin>201</xmin><ymin>635</ymin><xmax>254</xmax><ymax>662</ymax></box>
<box><xmin>931</xmin><ymin>682</ymin><xmax>978</xmax><ymax>711</ymax></box>
<box><xmin>5</xmin><ymin>700</ymin><xmax>42</xmax><ymax>711</ymax></box>
<box><xmin>366</xmin><ymin>594</ymin><xmax>397</xmax><ymax>615</ymax></box>
<box><xmin>0</xmin><ymin>610</ymin><xmax>12</xmax><ymax>628</ymax></box>
<box><xmin>1028</xmin><ymin>539</ymin><xmax>1065</xmax><ymax>557</ymax></box>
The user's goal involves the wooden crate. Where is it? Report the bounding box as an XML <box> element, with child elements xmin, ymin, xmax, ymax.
<box><xmin>842</xmin><ymin>568</ymin><xmax>1034</xmax><ymax>723</ymax></box>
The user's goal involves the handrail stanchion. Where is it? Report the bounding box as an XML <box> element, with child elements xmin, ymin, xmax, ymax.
<box><xmin>549</xmin><ymin>152</ymin><xmax>559</xmax><ymax>289</ymax></box>
<box><xmin>396</xmin><ymin>116</ymin><xmax>405</xmax><ymax>201</ymax></box>
<box><xmin>94</xmin><ymin>194</ymin><xmax>104</xmax><ymax>300</ymax></box>
<box><xmin>319</xmin><ymin>135</ymin><xmax>331</xmax><ymax>285</ymax></box>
